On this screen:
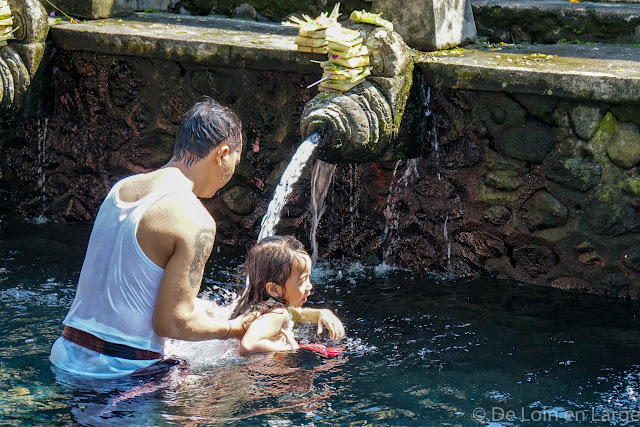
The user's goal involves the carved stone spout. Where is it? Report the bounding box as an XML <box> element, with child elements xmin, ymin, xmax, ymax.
<box><xmin>300</xmin><ymin>23</ymin><xmax>414</xmax><ymax>164</ymax></box>
<box><xmin>0</xmin><ymin>0</ymin><xmax>48</xmax><ymax>114</ymax></box>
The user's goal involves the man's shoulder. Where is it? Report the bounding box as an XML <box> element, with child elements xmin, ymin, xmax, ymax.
<box><xmin>142</xmin><ymin>192</ymin><xmax>215</xmax><ymax>238</ymax></box>
<box><xmin>163</xmin><ymin>193</ymin><xmax>213</xmax><ymax>221</ymax></box>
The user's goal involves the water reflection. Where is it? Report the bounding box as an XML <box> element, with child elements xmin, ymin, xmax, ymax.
<box><xmin>52</xmin><ymin>346</ymin><xmax>347</xmax><ymax>425</ymax></box>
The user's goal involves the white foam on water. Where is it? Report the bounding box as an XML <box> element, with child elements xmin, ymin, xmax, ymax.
<box><xmin>164</xmin><ymin>299</ymin><xmax>243</xmax><ymax>369</ymax></box>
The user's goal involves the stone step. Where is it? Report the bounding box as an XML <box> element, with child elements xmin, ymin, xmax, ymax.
<box><xmin>416</xmin><ymin>41</ymin><xmax>640</xmax><ymax>103</ymax></box>
<box><xmin>471</xmin><ymin>0</ymin><xmax>640</xmax><ymax>44</ymax></box>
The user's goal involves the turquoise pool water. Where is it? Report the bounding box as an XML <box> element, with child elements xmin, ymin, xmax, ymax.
<box><xmin>2</xmin><ymin>216</ymin><xmax>640</xmax><ymax>426</ymax></box>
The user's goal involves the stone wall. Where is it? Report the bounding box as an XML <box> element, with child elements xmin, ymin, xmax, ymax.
<box><xmin>0</xmin><ymin>49</ymin><xmax>317</xmax><ymax>233</ymax></box>
<box><xmin>277</xmin><ymin>82</ymin><xmax>640</xmax><ymax>299</ymax></box>
<box><xmin>2</xmin><ymin>46</ymin><xmax>639</xmax><ymax>298</ymax></box>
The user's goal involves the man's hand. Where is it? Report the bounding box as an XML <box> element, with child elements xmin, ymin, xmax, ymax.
<box><xmin>227</xmin><ymin>310</ymin><xmax>259</xmax><ymax>340</ymax></box>
<box><xmin>316</xmin><ymin>309</ymin><xmax>345</xmax><ymax>340</ymax></box>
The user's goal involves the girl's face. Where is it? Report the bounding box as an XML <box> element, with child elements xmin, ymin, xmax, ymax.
<box><xmin>280</xmin><ymin>254</ymin><xmax>313</xmax><ymax>308</ymax></box>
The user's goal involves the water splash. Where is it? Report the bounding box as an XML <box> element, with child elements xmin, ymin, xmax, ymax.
<box><xmin>309</xmin><ymin>159</ymin><xmax>336</xmax><ymax>265</ymax></box>
<box><xmin>257</xmin><ymin>132</ymin><xmax>321</xmax><ymax>241</ymax></box>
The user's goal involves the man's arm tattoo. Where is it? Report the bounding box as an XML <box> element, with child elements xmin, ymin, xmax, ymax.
<box><xmin>189</xmin><ymin>229</ymin><xmax>215</xmax><ymax>289</ymax></box>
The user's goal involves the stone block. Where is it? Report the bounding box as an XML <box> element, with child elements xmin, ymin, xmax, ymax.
<box><xmin>372</xmin><ymin>0</ymin><xmax>476</xmax><ymax>51</ymax></box>
<box><xmin>607</xmin><ymin>121</ymin><xmax>640</xmax><ymax>169</ymax></box>
<box><xmin>47</xmin><ymin>0</ymin><xmax>136</xmax><ymax>19</ymax></box>
<box><xmin>9</xmin><ymin>42</ymin><xmax>45</xmax><ymax>78</ymax></box>
<box><xmin>9</xmin><ymin>0</ymin><xmax>48</xmax><ymax>43</ymax></box>
<box><xmin>545</xmin><ymin>157</ymin><xmax>602</xmax><ymax>192</ymax></box>
<box><xmin>521</xmin><ymin>190</ymin><xmax>568</xmax><ymax>232</ymax></box>
<box><xmin>569</xmin><ymin>105</ymin><xmax>603</xmax><ymax>141</ymax></box>
<box><xmin>495</xmin><ymin>120</ymin><xmax>554</xmax><ymax>164</ymax></box>
<box><xmin>137</xmin><ymin>0</ymin><xmax>170</xmax><ymax>12</ymax></box>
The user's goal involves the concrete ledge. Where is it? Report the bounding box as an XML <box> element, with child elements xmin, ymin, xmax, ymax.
<box><xmin>48</xmin><ymin>13</ymin><xmax>320</xmax><ymax>74</ymax></box>
<box><xmin>416</xmin><ymin>42</ymin><xmax>640</xmax><ymax>103</ymax></box>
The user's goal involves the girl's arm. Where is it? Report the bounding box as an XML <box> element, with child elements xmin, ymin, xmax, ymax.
<box><xmin>289</xmin><ymin>307</ymin><xmax>345</xmax><ymax>340</ymax></box>
<box><xmin>238</xmin><ymin>309</ymin><xmax>299</xmax><ymax>356</ymax></box>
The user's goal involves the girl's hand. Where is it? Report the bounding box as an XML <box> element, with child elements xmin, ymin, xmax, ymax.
<box><xmin>317</xmin><ymin>309</ymin><xmax>345</xmax><ymax>340</ymax></box>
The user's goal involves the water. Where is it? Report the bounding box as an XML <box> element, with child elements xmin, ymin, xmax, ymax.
<box><xmin>257</xmin><ymin>132</ymin><xmax>321</xmax><ymax>242</ymax></box>
<box><xmin>4</xmin><ymin>217</ymin><xmax>640</xmax><ymax>425</ymax></box>
<box><xmin>444</xmin><ymin>214</ymin><xmax>452</xmax><ymax>274</ymax></box>
<box><xmin>382</xmin><ymin>159</ymin><xmax>420</xmax><ymax>264</ymax></box>
<box><xmin>417</xmin><ymin>72</ymin><xmax>441</xmax><ymax>180</ymax></box>
<box><xmin>37</xmin><ymin>118</ymin><xmax>48</xmax><ymax>220</ymax></box>
<box><xmin>309</xmin><ymin>159</ymin><xmax>337</xmax><ymax>265</ymax></box>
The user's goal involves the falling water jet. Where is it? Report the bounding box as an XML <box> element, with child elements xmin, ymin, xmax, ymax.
<box><xmin>381</xmin><ymin>159</ymin><xmax>420</xmax><ymax>265</ymax></box>
<box><xmin>36</xmin><ymin>117</ymin><xmax>48</xmax><ymax>221</ymax></box>
<box><xmin>417</xmin><ymin>72</ymin><xmax>440</xmax><ymax>180</ymax></box>
<box><xmin>310</xmin><ymin>159</ymin><xmax>336</xmax><ymax>266</ymax></box>
<box><xmin>257</xmin><ymin>132</ymin><xmax>321</xmax><ymax>242</ymax></box>
<box><xmin>348</xmin><ymin>163</ymin><xmax>359</xmax><ymax>233</ymax></box>
<box><xmin>444</xmin><ymin>214</ymin><xmax>452</xmax><ymax>274</ymax></box>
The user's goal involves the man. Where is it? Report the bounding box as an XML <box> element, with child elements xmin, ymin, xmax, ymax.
<box><xmin>50</xmin><ymin>98</ymin><xmax>344</xmax><ymax>378</ymax></box>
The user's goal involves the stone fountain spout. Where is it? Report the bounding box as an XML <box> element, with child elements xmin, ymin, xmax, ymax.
<box><xmin>300</xmin><ymin>23</ymin><xmax>415</xmax><ymax>164</ymax></box>
<box><xmin>0</xmin><ymin>0</ymin><xmax>48</xmax><ymax>115</ymax></box>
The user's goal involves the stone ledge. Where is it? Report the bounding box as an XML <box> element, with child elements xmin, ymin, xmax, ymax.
<box><xmin>48</xmin><ymin>13</ymin><xmax>320</xmax><ymax>74</ymax></box>
<box><xmin>49</xmin><ymin>13</ymin><xmax>640</xmax><ymax>103</ymax></box>
<box><xmin>471</xmin><ymin>0</ymin><xmax>640</xmax><ymax>44</ymax></box>
<box><xmin>416</xmin><ymin>42</ymin><xmax>640</xmax><ymax>103</ymax></box>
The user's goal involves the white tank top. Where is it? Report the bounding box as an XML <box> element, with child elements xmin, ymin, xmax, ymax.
<box><xmin>50</xmin><ymin>175</ymin><xmax>195</xmax><ymax>377</ymax></box>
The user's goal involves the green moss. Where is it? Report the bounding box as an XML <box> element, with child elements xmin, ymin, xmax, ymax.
<box><xmin>478</xmin><ymin>184</ymin><xmax>520</xmax><ymax>208</ymax></box>
<box><xmin>485</xmin><ymin>170</ymin><xmax>520</xmax><ymax>191</ymax></box>
<box><xmin>435</xmin><ymin>47</ymin><xmax>466</xmax><ymax>56</ymax></box>
<box><xmin>391</xmin><ymin>61</ymin><xmax>414</xmax><ymax>136</ymax></box>
<box><xmin>621</xmin><ymin>177</ymin><xmax>640</xmax><ymax>196</ymax></box>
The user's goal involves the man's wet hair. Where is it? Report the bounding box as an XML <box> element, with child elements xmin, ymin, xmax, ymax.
<box><xmin>172</xmin><ymin>97</ymin><xmax>243</xmax><ymax>167</ymax></box>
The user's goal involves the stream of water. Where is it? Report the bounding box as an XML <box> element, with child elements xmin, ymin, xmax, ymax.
<box><xmin>310</xmin><ymin>159</ymin><xmax>337</xmax><ymax>265</ymax></box>
<box><xmin>257</xmin><ymin>132</ymin><xmax>321</xmax><ymax>242</ymax></box>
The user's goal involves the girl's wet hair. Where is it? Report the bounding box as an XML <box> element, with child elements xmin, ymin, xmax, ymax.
<box><xmin>172</xmin><ymin>97</ymin><xmax>243</xmax><ymax>167</ymax></box>
<box><xmin>231</xmin><ymin>235</ymin><xmax>309</xmax><ymax>320</ymax></box>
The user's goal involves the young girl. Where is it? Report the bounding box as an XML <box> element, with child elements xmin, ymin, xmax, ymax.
<box><xmin>231</xmin><ymin>235</ymin><xmax>344</xmax><ymax>356</ymax></box>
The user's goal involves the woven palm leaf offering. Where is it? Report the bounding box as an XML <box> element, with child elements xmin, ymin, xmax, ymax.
<box><xmin>284</xmin><ymin>3</ymin><xmax>341</xmax><ymax>54</ymax></box>
<box><xmin>315</xmin><ymin>26</ymin><xmax>370</xmax><ymax>92</ymax></box>
<box><xmin>0</xmin><ymin>0</ymin><xmax>14</xmax><ymax>47</ymax></box>
<box><xmin>349</xmin><ymin>10</ymin><xmax>394</xmax><ymax>31</ymax></box>
<box><xmin>314</xmin><ymin>60</ymin><xmax>371</xmax><ymax>92</ymax></box>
